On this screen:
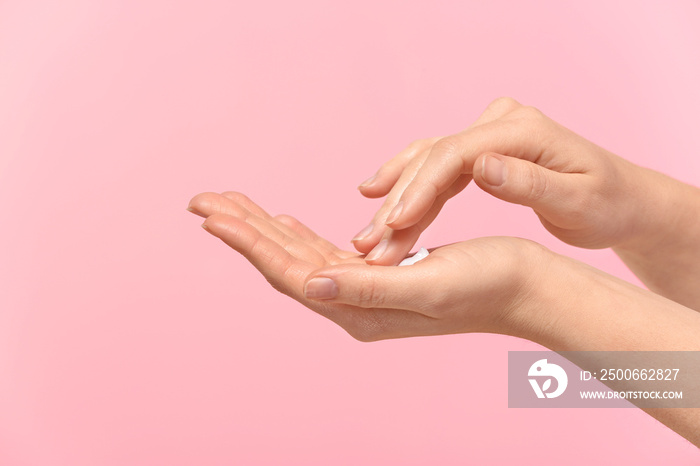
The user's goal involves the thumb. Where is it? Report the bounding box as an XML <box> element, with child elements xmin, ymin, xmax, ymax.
<box><xmin>303</xmin><ymin>263</ymin><xmax>434</xmax><ymax>310</ymax></box>
<box><xmin>473</xmin><ymin>153</ymin><xmax>580</xmax><ymax>220</ymax></box>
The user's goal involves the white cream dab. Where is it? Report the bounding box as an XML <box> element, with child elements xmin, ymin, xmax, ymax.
<box><xmin>398</xmin><ymin>247</ymin><xmax>429</xmax><ymax>266</ymax></box>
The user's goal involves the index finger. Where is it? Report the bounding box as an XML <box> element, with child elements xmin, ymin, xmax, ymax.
<box><xmin>385</xmin><ymin>114</ymin><xmax>547</xmax><ymax>229</ymax></box>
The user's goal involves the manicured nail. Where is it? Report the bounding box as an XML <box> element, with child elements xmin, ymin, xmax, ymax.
<box><xmin>385</xmin><ymin>201</ymin><xmax>404</xmax><ymax>225</ymax></box>
<box><xmin>351</xmin><ymin>223</ymin><xmax>374</xmax><ymax>242</ymax></box>
<box><xmin>365</xmin><ymin>239</ymin><xmax>389</xmax><ymax>262</ymax></box>
<box><xmin>482</xmin><ymin>155</ymin><xmax>506</xmax><ymax>186</ymax></box>
<box><xmin>186</xmin><ymin>207</ymin><xmax>196</xmax><ymax>213</ymax></box>
<box><xmin>304</xmin><ymin>277</ymin><xmax>339</xmax><ymax>300</ymax></box>
<box><xmin>358</xmin><ymin>174</ymin><xmax>377</xmax><ymax>189</ymax></box>
<box><xmin>201</xmin><ymin>223</ymin><xmax>210</xmax><ymax>231</ymax></box>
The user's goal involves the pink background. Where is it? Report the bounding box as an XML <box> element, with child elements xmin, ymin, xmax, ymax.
<box><xmin>1</xmin><ymin>1</ymin><xmax>699</xmax><ymax>464</ymax></box>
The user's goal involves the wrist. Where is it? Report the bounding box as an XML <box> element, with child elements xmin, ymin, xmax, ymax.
<box><xmin>613</xmin><ymin>164</ymin><xmax>700</xmax><ymax>253</ymax></box>
<box><xmin>612</xmin><ymin>168</ymin><xmax>700</xmax><ymax>307</ymax></box>
<box><xmin>496</xmin><ymin>241</ymin><xmax>563</xmax><ymax>341</ymax></box>
<box><xmin>509</xmin><ymin>248</ymin><xmax>700</xmax><ymax>351</ymax></box>
<box><xmin>511</xmin><ymin>252</ymin><xmax>598</xmax><ymax>349</ymax></box>
<box><xmin>504</xmin><ymin>248</ymin><xmax>638</xmax><ymax>350</ymax></box>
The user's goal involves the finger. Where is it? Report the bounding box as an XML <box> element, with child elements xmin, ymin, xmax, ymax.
<box><xmin>274</xmin><ymin>213</ymin><xmax>322</xmax><ymax>242</ymax></box>
<box><xmin>190</xmin><ymin>192</ymin><xmax>343</xmax><ymax>264</ymax></box>
<box><xmin>363</xmin><ymin>174</ymin><xmax>471</xmax><ymax>266</ymax></box>
<box><xmin>188</xmin><ymin>191</ymin><xmax>276</xmax><ymax>225</ymax></box>
<box><xmin>353</xmin><ymin>98</ymin><xmax>524</xmax><ymax>246</ymax></box>
<box><xmin>358</xmin><ymin>97</ymin><xmax>520</xmax><ymax>201</ymax></box>
<box><xmin>220</xmin><ymin>191</ymin><xmax>274</xmax><ymax>219</ymax></box>
<box><xmin>188</xmin><ymin>191</ymin><xmax>237</xmax><ymax>218</ymax></box>
<box><xmin>473</xmin><ymin>153</ymin><xmax>587</xmax><ymax>229</ymax></box>
<box><xmin>470</xmin><ymin>96</ymin><xmax>522</xmax><ymax>127</ymax></box>
<box><xmin>302</xmin><ymin>261</ymin><xmax>444</xmax><ymax>315</ymax></box>
<box><xmin>274</xmin><ymin>213</ymin><xmax>355</xmax><ymax>260</ymax></box>
<box><xmin>357</xmin><ymin>137</ymin><xmax>440</xmax><ymax>199</ymax></box>
<box><xmin>385</xmin><ymin>116</ymin><xmax>547</xmax><ymax>230</ymax></box>
<box><xmin>202</xmin><ymin>213</ymin><xmax>314</xmax><ymax>297</ymax></box>
<box><xmin>235</xmin><ymin>210</ymin><xmax>328</xmax><ymax>267</ymax></box>
<box><xmin>352</xmin><ymin>100</ymin><xmax>521</xmax><ymax>250</ymax></box>
<box><xmin>189</xmin><ymin>191</ymin><xmax>315</xmax><ymax>246</ymax></box>
<box><xmin>196</xmin><ymin>196</ymin><xmax>327</xmax><ymax>266</ymax></box>
<box><xmin>201</xmin><ymin>213</ymin><xmax>438</xmax><ymax>342</ymax></box>
<box><xmin>219</xmin><ymin>192</ymin><xmax>340</xmax><ymax>251</ymax></box>
<box><xmin>352</xmin><ymin>171</ymin><xmax>470</xmax><ymax>256</ymax></box>
<box><xmin>352</xmin><ymin>150</ymin><xmax>432</xmax><ymax>252</ymax></box>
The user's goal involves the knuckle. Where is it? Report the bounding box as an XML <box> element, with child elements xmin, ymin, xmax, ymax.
<box><xmin>381</xmin><ymin>138</ymin><xmax>433</xmax><ymax>174</ymax></box>
<box><xmin>525</xmin><ymin>166</ymin><xmax>549</xmax><ymax>201</ymax></box>
<box><xmin>406</xmin><ymin>137</ymin><xmax>439</xmax><ymax>154</ymax></box>
<box><xmin>487</xmin><ymin>96</ymin><xmax>521</xmax><ymax>113</ymax></box>
<box><xmin>515</xmin><ymin>105</ymin><xmax>546</xmax><ymax>122</ymax></box>
<box><xmin>273</xmin><ymin>213</ymin><xmax>296</xmax><ymax>226</ymax></box>
<box><xmin>406</xmin><ymin>138</ymin><xmax>429</xmax><ymax>151</ymax></box>
<box><xmin>357</xmin><ymin>278</ymin><xmax>385</xmax><ymax>308</ymax></box>
<box><xmin>431</xmin><ymin>137</ymin><xmax>460</xmax><ymax>159</ymax></box>
<box><xmin>220</xmin><ymin>191</ymin><xmax>250</xmax><ymax>204</ymax></box>
<box><xmin>427</xmin><ymin>137</ymin><xmax>465</xmax><ymax>187</ymax></box>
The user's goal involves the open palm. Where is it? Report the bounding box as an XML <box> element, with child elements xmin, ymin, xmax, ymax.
<box><xmin>187</xmin><ymin>191</ymin><xmax>539</xmax><ymax>341</ymax></box>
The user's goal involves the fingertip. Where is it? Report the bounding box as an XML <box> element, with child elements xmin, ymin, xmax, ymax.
<box><xmin>357</xmin><ymin>174</ymin><xmax>377</xmax><ymax>190</ymax></box>
<box><xmin>383</xmin><ymin>196</ymin><xmax>428</xmax><ymax>230</ymax></box>
<box><xmin>187</xmin><ymin>191</ymin><xmax>222</xmax><ymax>217</ymax></box>
<box><xmin>350</xmin><ymin>238</ymin><xmax>379</xmax><ymax>254</ymax></box>
<box><xmin>351</xmin><ymin>222</ymin><xmax>375</xmax><ymax>243</ymax></box>
<box><xmin>364</xmin><ymin>239</ymin><xmax>390</xmax><ymax>264</ymax></box>
<box><xmin>385</xmin><ymin>201</ymin><xmax>404</xmax><ymax>225</ymax></box>
<box><xmin>201</xmin><ymin>213</ymin><xmax>232</xmax><ymax>233</ymax></box>
<box><xmin>357</xmin><ymin>182</ymin><xmax>392</xmax><ymax>199</ymax></box>
<box><xmin>200</xmin><ymin>218</ymin><xmax>221</xmax><ymax>237</ymax></box>
<box><xmin>362</xmin><ymin>238</ymin><xmax>417</xmax><ymax>267</ymax></box>
<box><xmin>351</xmin><ymin>223</ymin><xmax>388</xmax><ymax>254</ymax></box>
<box><xmin>358</xmin><ymin>168</ymin><xmax>403</xmax><ymax>199</ymax></box>
<box><xmin>187</xmin><ymin>205</ymin><xmax>205</xmax><ymax>217</ymax></box>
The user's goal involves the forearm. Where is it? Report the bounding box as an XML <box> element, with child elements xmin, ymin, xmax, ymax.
<box><xmin>613</xmin><ymin>164</ymin><xmax>700</xmax><ymax>310</ymax></box>
<box><xmin>509</xmin><ymin>251</ymin><xmax>700</xmax><ymax>446</ymax></box>
<box><xmin>519</xmin><ymin>252</ymin><xmax>700</xmax><ymax>351</ymax></box>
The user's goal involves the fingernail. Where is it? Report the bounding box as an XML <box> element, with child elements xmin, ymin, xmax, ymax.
<box><xmin>186</xmin><ymin>207</ymin><xmax>195</xmax><ymax>212</ymax></box>
<box><xmin>365</xmin><ymin>239</ymin><xmax>389</xmax><ymax>262</ymax></box>
<box><xmin>385</xmin><ymin>202</ymin><xmax>404</xmax><ymax>225</ymax></box>
<box><xmin>358</xmin><ymin>174</ymin><xmax>377</xmax><ymax>189</ymax></box>
<box><xmin>482</xmin><ymin>155</ymin><xmax>506</xmax><ymax>186</ymax></box>
<box><xmin>304</xmin><ymin>277</ymin><xmax>339</xmax><ymax>300</ymax></box>
<box><xmin>201</xmin><ymin>223</ymin><xmax>210</xmax><ymax>231</ymax></box>
<box><xmin>351</xmin><ymin>223</ymin><xmax>374</xmax><ymax>242</ymax></box>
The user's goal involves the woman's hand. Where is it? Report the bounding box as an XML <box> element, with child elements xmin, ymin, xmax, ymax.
<box><xmin>186</xmin><ymin>191</ymin><xmax>547</xmax><ymax>342</ymax></box>
<box><xmin>355</xmin><ymin>97</ymin><xmax>674</xmax><ymax>262</ymax></box>
<box><xmin>187</xmin><ymin>191</ymin><xmax>700</xmax><ymax>446</ymax></box>
<box><xmin>355</xmin><ymin>97</ymin><xmax>700</xmax><ymax>310</ymax></box>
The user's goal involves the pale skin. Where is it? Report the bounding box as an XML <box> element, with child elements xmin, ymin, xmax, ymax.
<box><xmin>354</xmin><ymin>97</ymin><xmax>700</xmax><ymax>310</ymax></box>
<box><xmin>187</xmin><ymin>98</ymin><xmax>700</xmax><ymax>447</ymax></box>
